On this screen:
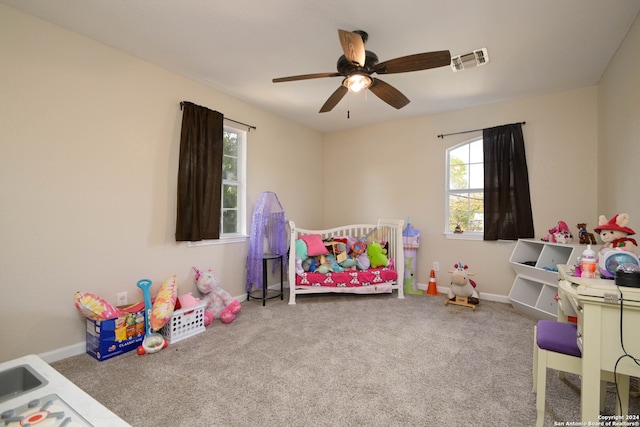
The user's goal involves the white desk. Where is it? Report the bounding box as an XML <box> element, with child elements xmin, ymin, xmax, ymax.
<box><xmin>557</xmin><ymin>265</ymin><xmax>640</xmax><ymax>423</ymax></box>
<box><xmin>0</xmin><ymin>354</ymin><xmax>129</xmax><ymax>426</ymax></box>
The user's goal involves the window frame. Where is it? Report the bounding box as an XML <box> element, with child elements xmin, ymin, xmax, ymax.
<box><xmin>445</xmin><ymin>137</ymin><xmax>484</xmax><ymax>241</ymax></box>
<box><xmin>188</xmin><ymin>124</ymin><xmax>248</xmax><ymax>247</ymax></box>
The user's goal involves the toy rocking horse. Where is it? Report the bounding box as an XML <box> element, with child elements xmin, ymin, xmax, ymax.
<box><xmin>445</xmin><ymin>262</ymin><xmax>479</xmax><ymax>311</ymax></box>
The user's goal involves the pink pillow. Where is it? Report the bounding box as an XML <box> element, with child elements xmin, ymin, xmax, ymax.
<box><xmin>74</xmin><ymin>292</ymin><xmax>125</xmax><ymax>321</ymax></box>
<box><xmin>300</xmin><ymin>234</ymin><xmax>330</xmax><ymax>256</ymax></box>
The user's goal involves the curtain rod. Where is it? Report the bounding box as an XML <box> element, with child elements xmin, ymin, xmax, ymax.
<box><xmin>180</xmin><ymin>102</ymin><xmax>257</xmax><ymax>131</ymax></box>
<box><xmin>437</xmin><ymin>121</ymin><xmax>525</xmax><ymax>139</ymax></box>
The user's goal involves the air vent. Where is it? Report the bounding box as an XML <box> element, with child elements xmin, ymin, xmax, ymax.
<box><xmin>451</xmin><ymin>47</ymin><xmax>489</xmax><ymax>72</ymax></box>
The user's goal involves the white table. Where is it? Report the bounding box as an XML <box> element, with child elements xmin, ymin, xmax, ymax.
<box><xmin>0</xmin><ymin>354</ymin><xmax>130</xmax><ymax>426</ymax></box>
<box><xmin>557</xmin><ymin>265</ymin><xmax>640</xmax><ymax>422</ymax></box>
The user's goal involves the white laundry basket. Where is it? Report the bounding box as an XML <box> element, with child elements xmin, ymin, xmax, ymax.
<box><xmin>158</xmin><ymin>302</ymin><xmax>206</xmax><ymax>344</ymax></box>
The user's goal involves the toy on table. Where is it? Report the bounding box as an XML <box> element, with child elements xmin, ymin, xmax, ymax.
<box><xmin>593</xmin><ymin>214</ymin><xmax>640</xmax><ymax>278</ymax></box>
<box><xmin>576</xmin><ymin>223</ymin><xmax>597</xmax><ymax>245</ymax></box>
<box><xmin>445</xmin><ymin>262</ymin><xmax>479</xmax><ymax>311</ymax></box>
<box><xmin>194</xmin><ymin>267</ymin><xmax>241</xmax><ymax>325</ymax></box>
<box><xmin>594</xmin><ymin>214</ymin><xmax>638</xmax><ymax>255</ymax></box>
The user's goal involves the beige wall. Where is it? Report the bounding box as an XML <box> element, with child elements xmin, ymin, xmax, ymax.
<box><xmin>323</xmin><ymin>87</ymin><xmax>599</xmax><ymax>297</ymax></box>
<box><xmin>598</xmin><ymin>12</ymin><xmax>640</xmax><ymax>221</ymax></box>
<box><xmin>1</xmin><ymin>5</ymin><xmax>638</xmax><ymax>363</ymax></box>
<box><xmin>0</xmin><ymin>6</ymin><xmax>324</xmax><ymax>363</ymax></box>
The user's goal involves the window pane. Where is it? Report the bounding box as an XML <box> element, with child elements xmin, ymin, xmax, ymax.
<box><xmin>220</xmin><ymin>126</ymin><xmax>246</xmax><ymax>239</ymax></box>
<box><xmin>222</xmin><ymin>155</ymin><xmax>237</xmax><ymax>181</ymax></box>
<box><xmin>223</xmin><ymin>132</ymin><xmax>238</xmax><ymax>156</ymax></box>
<box><xmin>223</xmin><ymin>184</ymin><xmax>237</xmax><ymax>209</ymax></box>
<box><xmin>449</xmin><ymin>144</ymin><xmax>468</xmax><ymax>163</ymax></box>
<box><xmin>222</xmin><ymin>210</ymin><xmax>237</xmax><ymax>233</ymax></box>
<box><xmin>469</xmin><ymin>163</ymin><xmax>484</xmax><ymax>188</ymax></box>
<box><xmin>448</xmin><ymin>193</ymin><xmax>470</xmax><ymax>231</ymax></box>
<box><xmin>468</xmin><ymin>191</ymin><xmax>484</xmax><ymax>232</ymax></box>
<box><xmin>469</xmin><ymin>139</ymin><xmax>483</xmax><ymax>163</ymax></box>
<box><xmin>449</xmin><ymin>164</ymin><xmax>468</xmax><ymax>190</ymax></box>
<box><xmin>446</xmin><ymin>137</ymin><xmax>484</xmax><ymax>234</ymax></box>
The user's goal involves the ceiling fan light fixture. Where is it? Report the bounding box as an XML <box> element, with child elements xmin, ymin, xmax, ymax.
<box><xmin>451</xmin><ymin>47</ymin><xmax>489</xmax><ymax>72</ymax></box>
<box><xmin>343</xmin><ymin>74</ymin><xmax>372</xmax><ymax>93</ymax></box>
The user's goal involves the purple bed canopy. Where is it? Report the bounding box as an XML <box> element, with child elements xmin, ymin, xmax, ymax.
<box><xmin>246</xmin><ymin>191</ymin><xmax>288</xmax><ymax>292</ymax></box>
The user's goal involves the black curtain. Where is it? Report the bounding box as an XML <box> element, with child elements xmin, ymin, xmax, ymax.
<box><xmin>483</xmin><ymin>123</ymin><xmax>534</xmax><ymax>241</ymax></box>
<box><xmin>175</xmin><ymin>102</ymin><xmax>224</xmax><ymax>241</ymax></box>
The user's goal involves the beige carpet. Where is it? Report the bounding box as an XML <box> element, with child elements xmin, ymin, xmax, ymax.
<box><xmin>52</xmin><ymin>292</ymin><xmax>638</xmax><ymax>426</ymax></box>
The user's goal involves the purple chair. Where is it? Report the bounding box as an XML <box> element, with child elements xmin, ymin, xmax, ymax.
<box><xmin>533</xmin><ymin>320</ymin><xmax>629</xmax><ymax>427</ymax></box>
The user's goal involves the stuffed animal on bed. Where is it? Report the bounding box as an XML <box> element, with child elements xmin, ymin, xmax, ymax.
<box><xmin>193</xmin><ymin>267</ymin><xmax>241</xmax><ymax>325</ymax></box>
<box><xmin>351</xmin><ymin>240</ymin><xmax>367</xmax><ymax>258</ymax></box>
<box><xmin>367</xmin><ymin>242</ymin><xmax>389</xmax><ymax>268</ymax></box>
<box><xmin>314</xmin><ymin>255</ymin><xmax>336</xmax><ymax>274</ymax></box>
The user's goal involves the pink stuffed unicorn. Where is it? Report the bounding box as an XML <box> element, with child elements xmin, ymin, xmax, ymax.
<box><xmin>541</xmin><ymin>220</ymin><xmax>573</xmax><ymax>244</ymax></box>
<box><xmin>193</xmin><ymin>267</ymin><xmax>241</xmax><ymax>325</ymax></box>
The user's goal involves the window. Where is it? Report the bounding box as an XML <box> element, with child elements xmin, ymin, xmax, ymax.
<box><xmin>446</xmin><ymin>137</ymin><xmax>484</xmax><ymax>236</ymax></box>
<box><xmin>221</xmin><ymin>126</ymin><xmax>247</xmax><ymax>239</ymax></box>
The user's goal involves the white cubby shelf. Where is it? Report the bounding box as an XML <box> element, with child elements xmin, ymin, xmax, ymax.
<box><xmin>508</xmin><ymin>239</ymin><xmax>581</xmax><ymax>319</ymax></box>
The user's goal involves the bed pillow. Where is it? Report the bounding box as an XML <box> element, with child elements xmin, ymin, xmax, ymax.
<box><xmin>300</xmin><ymin>234</ymin><xmax>330</xmax><ymax>256</ymax></box>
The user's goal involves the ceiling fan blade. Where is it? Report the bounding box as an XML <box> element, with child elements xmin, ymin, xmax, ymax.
<box><xmin>374</xmin><ymin>50</ymin><xmax>451</xmax><ymax>74</ymax></box>
<box><xmin>319</xmin><ymin>85</ymin><xmax>348</xmax><ymax>113</ymax></box>
<box><xmin>368</xmin><ymin>78</ymin><xmax>410</xmax><ymax>109</ymax></box>
<box><xmin>273</xmin><ymin>72</ymin><xmax>341</xmax><ymax>83</ymax></box>
<box><xmin>338</xmin><ymin>29</ymin><xmax>366</xmax><ymax>67</ymax></box>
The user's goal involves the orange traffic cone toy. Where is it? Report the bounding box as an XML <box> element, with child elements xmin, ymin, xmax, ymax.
<box><xmin>426</xmin><ymin>269</ymin><xmax>439</xmax><ymax>295</ymax></box>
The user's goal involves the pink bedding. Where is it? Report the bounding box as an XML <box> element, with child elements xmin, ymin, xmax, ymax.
<box><xmin>295</xmin><ymin>260</ymin><xmax>397</xmax><ymax>287</ymax></box>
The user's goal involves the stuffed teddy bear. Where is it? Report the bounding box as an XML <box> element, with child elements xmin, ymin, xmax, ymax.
<box><xmin>448</xmin><ymin>263</ymin><xmax>479</xmax><ymax>304</ymax></box>
<box><xmin>367</xmin><ymin>242</ymin><xmax>389</xmax><ymax>268</ymax></box>
<box><xmin>593</xmin><ymin>213</ymin><xmax>638</xmax><ymax>255</ymax></box>
<box><xmin>193</xmin><ymin>267</ymin><xmax>241</xmax><ymax>325</ymax></box>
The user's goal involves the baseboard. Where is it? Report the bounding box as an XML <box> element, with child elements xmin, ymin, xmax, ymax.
<box><xmin>42</xmin><ymin>288</ymin><xmax>278</xmax><ymax>363</ymax></box>
<box><xmin>39</xmin><ymin>342</ymin><xmax>86</xmax><ymax>364</ymax></box>
<box><xmin>416</xmin><ymin>282</ymin><xmax>510</xmax><ymax>304</ymax></box>
<box><xmin>41</xmin><ymin>282</ymin><xmax>508</xmax><ymax>363</ymax></box>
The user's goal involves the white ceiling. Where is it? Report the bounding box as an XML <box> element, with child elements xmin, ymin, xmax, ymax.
<box><xmin>3</xmin><ymin>0</ymin><xmax>640</xmax><ymax>133</ymax></box>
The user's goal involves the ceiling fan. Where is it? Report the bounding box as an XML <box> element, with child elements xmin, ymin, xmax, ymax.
<box><xmin>272</xmin><ymin>29</ymin><xmax>451</xmax><ymax>113</ymax></box>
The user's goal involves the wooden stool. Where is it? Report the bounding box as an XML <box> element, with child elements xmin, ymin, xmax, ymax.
<box><xmin>445</xmin><ymin>295</ymin><xmax>477</xmax><ymax>310</ymax></box>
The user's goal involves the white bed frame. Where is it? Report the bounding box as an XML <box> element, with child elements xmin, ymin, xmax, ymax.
<box><xmin>288</xmin><ymin>219</ymin><xmax>405</xmax><ymax>304</ymax></box>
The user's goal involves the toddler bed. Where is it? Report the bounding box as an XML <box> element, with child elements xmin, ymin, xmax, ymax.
<box><xmin>288</xmin><ymin>219</ymin><xmax>405</xmax><ymax>304</ymax></box>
